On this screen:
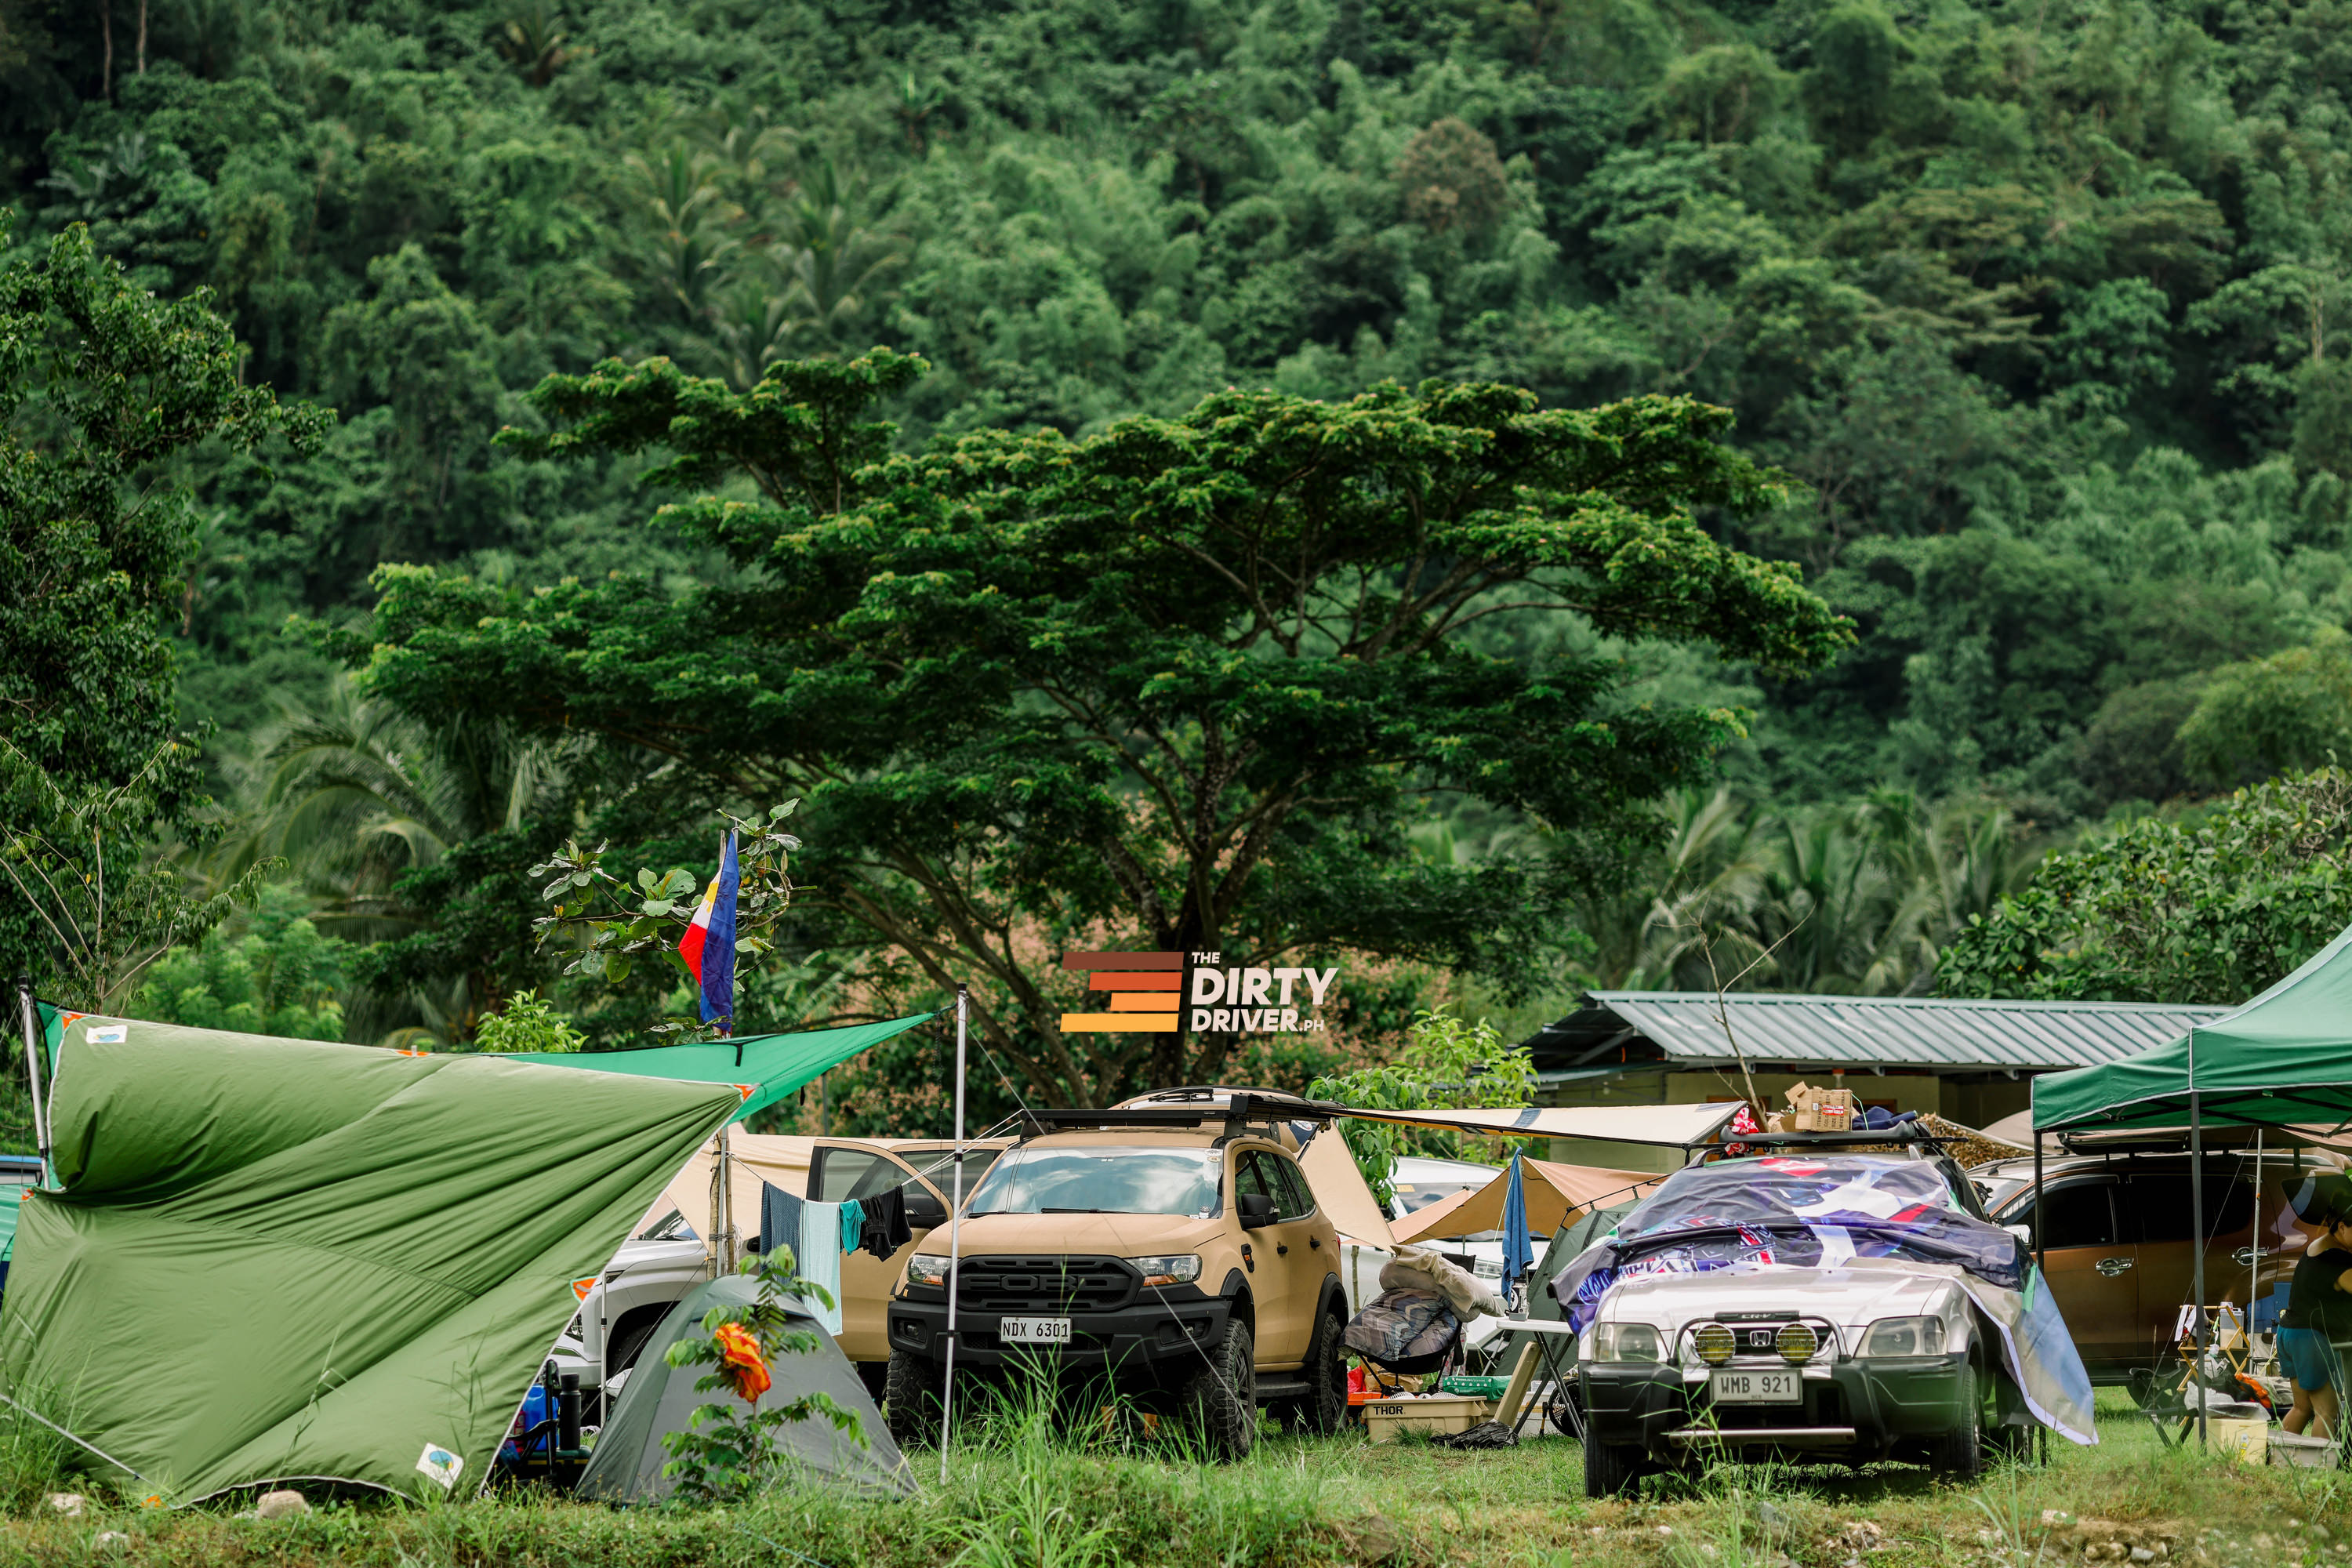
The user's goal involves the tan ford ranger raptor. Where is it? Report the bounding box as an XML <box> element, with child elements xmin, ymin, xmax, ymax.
<box><xmin>883</xmin><ymin>1094</ymin><xmax>1352</xmax><ymax>1459</ymax></box>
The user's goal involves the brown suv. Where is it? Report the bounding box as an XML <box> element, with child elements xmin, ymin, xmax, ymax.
<box><xmin>1976</xmin><ymin>1149</ymin><xmax>2326</xmax><ymax>1376</ymax></box>
<box><xmin>883</xmin><ymin>1096</ymin><xmax>1350</xmax><ymax>1458</ymax></box>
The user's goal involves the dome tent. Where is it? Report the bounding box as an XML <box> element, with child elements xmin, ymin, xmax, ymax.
<box><xmin>574</xmin><ymin>1272</ymin><xmax>914</xmax><ymax>1501</ymax></box>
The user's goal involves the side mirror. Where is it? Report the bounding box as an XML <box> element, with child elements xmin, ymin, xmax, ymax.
<box><xmin>1237</xmin><ymin>1192</ymin><xmax>1276</xmax><ymax>1230</ymax></box>
<box><xmin>904</xmin><ymin>1185</ymin><xmax>947</xmax><ymax>1232</ymax></box>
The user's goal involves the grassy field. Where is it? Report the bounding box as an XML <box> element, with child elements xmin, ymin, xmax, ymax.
<box><xmin>1</xmin><ymin>1392</ymin><xmax>2347</xmax><ymax>1567</ymax></box>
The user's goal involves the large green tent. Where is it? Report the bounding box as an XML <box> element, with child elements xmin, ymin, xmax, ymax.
<box><xmin>506</xmin><ymin>1013</ymin><xmax>937</xmax><ymax>1121</ymax></box>
<box><xmin>2033</xmin><ymin>923</ymin><xmax>2352</xmax><ymax>1134</ymax></box>
<box><xmin>2</xmin><ymin>1008</ymin><xmax>742</xmax><ymax>1503</ymax></box>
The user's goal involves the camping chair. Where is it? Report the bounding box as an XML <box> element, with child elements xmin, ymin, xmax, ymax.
<box><xmin>2130</xmin><ymin>1305</ymin><xmax>2275</xmax><ymax>1449</ymax></box>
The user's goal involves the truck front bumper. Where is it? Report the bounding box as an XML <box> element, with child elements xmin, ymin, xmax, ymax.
<box><xmin>887</xmin><ymin>1287</ymin><xmax>1235</xmax><ymax>1374</ymax></box>
<box><xmin>1581</xmin><ymin>1352</ymin><xmax>1976</xmax><ymax>1463</ymax></box>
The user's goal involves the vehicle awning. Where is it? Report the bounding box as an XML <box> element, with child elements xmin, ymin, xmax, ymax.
<box><xmin>1391</xmin><ymin>1156</ymin><xmax>1660</xmax><ymax>1245</ymax></box>
<box><xmin>1341</xmin><ymin>1102</ymin><xmax>1741</xmax><ymax>1148</ymax></box>
<box><xmin>2034</xmin><ymin>921</ymin><xmax>2352</xmax><ymax>1134</ymax></box>
<box><xmin>509</xmin><ymin>1013</ymin><xmax>938</xmax><ymax>1122</ymax></box>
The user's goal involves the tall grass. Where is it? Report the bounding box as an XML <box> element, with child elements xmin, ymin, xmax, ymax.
<box><xmin>0</xmin><ymin>1389</ymin><xmax>2343</xmax><ymax>1568</ymax></box>
<box><xmin>0</xmin><ymin>1399</ymin><xmax>74</xmax><ymax>1512</ymax></box>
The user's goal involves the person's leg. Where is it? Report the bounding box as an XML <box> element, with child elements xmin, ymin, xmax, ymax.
<box><xmin>2287</xmin><ymin>1382</ymin><xmax>2316</xmax><ymax>1434</ymax></box>
<box><xmin>2313</xmin><ymin>1382</ymin><xmax>2341</xmax><ymax>1439</ymax></box>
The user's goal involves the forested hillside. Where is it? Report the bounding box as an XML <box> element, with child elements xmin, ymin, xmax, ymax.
<box><xmin>9</xmin><ymin>0</ymin><xmax>2352</xmax><ymax>1107</ymax></box>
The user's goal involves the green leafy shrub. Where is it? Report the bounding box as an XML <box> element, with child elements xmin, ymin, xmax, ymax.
<box><xmin>1938</xmin><ymin>769</ymin><xmax>2352</xmax><ymax>1004</ymax></box>
<box><xmin>659</xmin><ymin>1248</ymin><xmax>862</xmax><ymax>1504</ymax></box>
<box><xmin>472</xmin><ymin>989</ymin><xmax>588</xmax><ymax>1053</ymax></box>
<box><xmin>1310</xmin><ymin>1006</ymin><xmax>1538</xmax><ymax>1206</ymax></box>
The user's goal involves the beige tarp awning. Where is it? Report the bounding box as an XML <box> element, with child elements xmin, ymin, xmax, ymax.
<box><xmin>1391</xmin><ymin>1157</ymin><xmax>1661</xmax><ymax>1244</ymax></box>
<box><xmin>1341</xmin><ymin>1102</ymin><xmax>1740</xmax><ymax>1148</ymax></box>
<box><xmin>1299</xmin><ymin>1130</ymin><xmax>1395</xmax><ymax>1249</ymax></box>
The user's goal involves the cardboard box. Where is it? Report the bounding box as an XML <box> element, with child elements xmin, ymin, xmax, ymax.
<box><xmin>1362</xmin><ymin>1394</ymin><xmax>1493</xmax><ymax>1441</ymax></box>
<box><xmin>1786</xmin><ymin>1083</ymin><xmax>1857</xmax><ymax>1131</ymax></box>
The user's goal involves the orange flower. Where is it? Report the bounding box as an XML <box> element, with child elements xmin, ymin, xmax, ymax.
<box><xmin>713</xmin><ymin>1321</ymin><xmax>770</xmax><ymax>1402</ymax></box>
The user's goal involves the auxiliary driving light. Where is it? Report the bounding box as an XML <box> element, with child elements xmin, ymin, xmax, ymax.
<box><xmin>1693</xmin><ymin>1324</ymin><xmax>1735</xmax><ymax>1366</ymax></box>
<box><xmin>1777</xmin><ymin>1322</ymin><xmax>1820</xmax><ymax>1365</ymax></box>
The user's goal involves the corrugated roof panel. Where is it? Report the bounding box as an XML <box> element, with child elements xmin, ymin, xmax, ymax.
<box><xmin>1566</xmin><ymin>992</ymin><xmax>2234</xmax><ymax>1074</ymax></box>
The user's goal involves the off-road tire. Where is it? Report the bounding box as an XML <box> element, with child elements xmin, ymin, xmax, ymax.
<box><xmin>884</xmin><ymin>1348</ymin><xmax>944</xmax><ymax>1448</ymax></box>
<box><xmin>1285</xmin><ymin>1308</ymin><xmax>1348</xmax><ymax>1435</ymax></box>
<box><xmin>1181</xmin><ymin>1320</ymin><xmax>1258</xmax><ymax>1461</ymax></box>
<box><xmin>1584</xmin><ymin>1438</ymin><xmax>1642</xmax><ymax>1497</ymax></box>
<box><xmin>1927</xmin><ymin>1364</ymin><xmax>1984</xmax><ymax>1478</ymax></box>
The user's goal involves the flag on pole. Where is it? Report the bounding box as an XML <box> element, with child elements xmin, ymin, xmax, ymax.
<box><xmin>679</xmin><ymin>831</ymin><xmax>741</xmax><ymax>1028</ymax></box>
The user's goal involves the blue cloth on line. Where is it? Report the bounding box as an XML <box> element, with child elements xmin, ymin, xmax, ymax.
<box><xmin>840</xmin><ymin>1199</ymin><xmax>866</xmax><ymax>1254</ymax></box>
<box><xmin>760</xmin><ymin>1181</ymin><xmax>804</xmax><ymax>1266</ymax></box>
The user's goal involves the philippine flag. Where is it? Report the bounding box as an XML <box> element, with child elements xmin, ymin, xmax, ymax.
<box><xmin>678</xmin><ymin>830</ymin><xmax>741</xmax><ymax>1026</ymax></box>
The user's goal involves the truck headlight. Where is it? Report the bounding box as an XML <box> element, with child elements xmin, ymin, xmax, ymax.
<box><xmin>1591</xmin><ymin>1323</ymin><xmax>1664</xmax><ymax>1363</ymax></box>
<box><xmin>1693</xmin><ymin>1324</ymin><xmax>1735</xmax><ymax>1365</ymax></box>
<box><xmin>906</xmin><ymin>1253</ymin><xmax>951</xmax><ymax>1287</ymax></box>
<box><xmin>1860</xmin><ymin>1316</ymin><xmax>1945</xmax><ymax>1357</ymax></box>
<box><xmin>1128</xmin><ymin>1254</ymin><xmax>1201</xmax><ymax>1288</ymax></box>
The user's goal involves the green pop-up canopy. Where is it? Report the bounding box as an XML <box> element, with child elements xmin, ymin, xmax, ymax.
<box><xmin>2034</xmin><ymin>921</ymin><xmax>2352</xmax><ymax>1133</ymax></box>
<box><xmin>2</xmin><ymin>1008</ymin><xmax>742</xmax><ymax>1503</ymax></box>
<box><xmin>506</xmin><ymin>1012</ymin><xmax>938</xmax><ymax>1120</ymax></box>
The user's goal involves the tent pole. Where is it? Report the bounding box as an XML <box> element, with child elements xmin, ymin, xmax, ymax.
<box><xmin>2032</xmin><ymin>1083</ymin><xmax>2045</xmax><ymax>1469</ymax></box>
<box><xmin>2190</xmin><ymin>1027</ymin><xmax>2207</xmax><ymax>1450</ymax></box>
<box><xmin>13</xmin><ymin>978</ymin><xmax>46</xmax><ymax>1178</ymax></box>
<box><xmin>940</xmin><ymin>984</ymin><xmax>967</xmax><ymax>1488</ymax></box>
<box><xmin>2250</xmin><ymin>1127</ymin><xmax>2263</xmax><ymax>1348</ymax></box>
<box><xmin>719</xmin><ymin>1120</ymin><xmax>736</xmax><ymax>1275</ymax></box>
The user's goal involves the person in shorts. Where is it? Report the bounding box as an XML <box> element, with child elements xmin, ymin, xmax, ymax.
<box><xmin>2278</xmin><ymin>1172</ymin><xmax>2352</xmax><ymax>1436</ymax></box>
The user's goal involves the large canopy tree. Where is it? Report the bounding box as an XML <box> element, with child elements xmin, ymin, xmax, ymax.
<box><xmin>334</xmin><ymin>350</ymin><xmax>1850</xmax><ymax>1103</ymax></box>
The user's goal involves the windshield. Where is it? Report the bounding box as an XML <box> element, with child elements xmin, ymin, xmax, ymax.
<box><xmin>967</xmin><ymin>1146</ymin><xmax>1222</xmax><ymax>1218</ymax></box>
<box><xmin>1980</xmin><ymin>1174</ymin><xmax>2030</xmax><ymax>1214</ymax></box>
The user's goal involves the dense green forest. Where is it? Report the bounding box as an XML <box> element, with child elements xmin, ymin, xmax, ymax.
<box><xmin>11</xmin><ymin>0</ymin><xmax>2352</xmax><ymax>1120</ymax></box>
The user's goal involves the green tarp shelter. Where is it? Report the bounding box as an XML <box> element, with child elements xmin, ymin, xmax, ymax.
<box><xmin>2034</xmin><ymin>922</ymin><xmax>2352</xmax><ymax>1134</ymax></box>
<box><xmin>508</xmin><ymin>1014</ymin><xmax>937</xmax><ymax>1122</ymax></box>
<box><xmin>2</xmin><ymin>1008</ymin><xmax>742</xmax><ymax>1503</ymax></box>
<box><xmin>574</xmin><ymin>1273</ymin><xmax>914</xmax><ymax>1502</ymax></box>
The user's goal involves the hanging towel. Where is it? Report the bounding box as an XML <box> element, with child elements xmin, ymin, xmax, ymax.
<box><xmin>860</xmin><ymin>1186</ymin><xmax>910</xmax><ymax>1260</ymax></box>
<box><xmin>800</xmin><ymin>1200</ymin><xmax>844</xmax><ymax>1334</ymax></box>
<box><xmin>839</xmin><ymin>1199</ymin><xmax>866</xmax><ymax>1255</ymax></box>
<box><xmin>760</xmin><ymin>1181</ymin><xmax>804</xmax><ymax>1268</ymax></box>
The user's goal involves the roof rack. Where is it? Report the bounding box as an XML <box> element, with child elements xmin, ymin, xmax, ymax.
<box><xmin>1719</xmin><ymin>1126</ymin><xmax>1956</xmax><ymax>1150</ymax></box>
<box><xmin>1015</xmin><ymin>1091</ymin><xmax>1346</xmax><ymax>1137</ymax></box>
